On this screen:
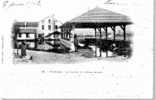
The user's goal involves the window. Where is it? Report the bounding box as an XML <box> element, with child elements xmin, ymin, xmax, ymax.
<box><xmin>42</xmin><ymin>25</ymin><xmax>44</xmax><ymax>30</ymax></box>
<box><xmin>48</xmin><ymin>19</ymin><xmax>51</xmax><ymax>23</ymax></box>
<box><xmin>19</xmin><ymin>33</ymin><xmax>21</xmax><ymax>37</ymax></box>
<box><xmin>26</xmin><ymin>33</ymin><xmax>30</xmax><ymax>38</ymax></box>
<box><xmin>55</xmin><ymin>25</ymin><xmax>58</xmax><ymax>30</ymax></box>
<box><xmin>48</xmin><ymin>25</ymin><xmax>51</xmax><ymax>30</ymax></box>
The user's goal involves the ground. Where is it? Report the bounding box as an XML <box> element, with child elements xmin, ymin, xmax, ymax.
<box><xmin>13</xmin><ymin>48</ymin><xmax>128</xmax><ymax>64</ymax></box>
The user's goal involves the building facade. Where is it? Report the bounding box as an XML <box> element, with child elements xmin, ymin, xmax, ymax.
<box><xmin>13</xmin><ymin>21</ymin><xmax>38</xmax><ymax>49</ymax></box>
<box><xmin>12</xmin><ymin>15</ymin><xmax>61</xmax><ymax>50</ymax></box>
<box><xmin>38</xmin><ymin>15</ymin><xmax>56</xmax><ymax>37</ymax></box>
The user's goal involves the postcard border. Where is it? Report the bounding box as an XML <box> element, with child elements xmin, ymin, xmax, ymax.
<box><xmin>1</xmin><ymin>0</ymin><xmax>155</xmax><ymax>99</ymax></box>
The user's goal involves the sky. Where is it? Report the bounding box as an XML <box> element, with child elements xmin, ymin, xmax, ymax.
<box><xmin>0</xmin><ymin>0</ymin><xmax>143</xmax><ymax>23</ymax></box>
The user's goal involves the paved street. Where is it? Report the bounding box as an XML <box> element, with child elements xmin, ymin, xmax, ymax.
<box><xmin>13</xmin><ymin>49</ymin><xmax>96</xmax><ymax>64</ymax></box>
<box><xmin>13</xmin><ymin>48</ymin><xmax>128</xmax><ymax>64</ymax></box>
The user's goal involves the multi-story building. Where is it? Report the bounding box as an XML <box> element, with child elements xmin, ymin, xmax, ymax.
<box><xmin>12</xmin><ymin>15</ymin><xmax>61</xmax><ymax>50</ymax></box>
<box><xmin>38</xmin><ymin>15</ymin><xmax>56</xmax><ymax>37</ymax></box>
<box><xmin>37</xmin><ymin>15</ymin><xmax>62</xmax><ymax>46</ymax></box>
<box><xmin>13</xmin><ymin>21</ymin><xmax>38</xmax><ymax>49</ymax></box>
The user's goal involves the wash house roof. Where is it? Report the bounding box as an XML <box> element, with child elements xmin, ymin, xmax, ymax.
<box><xmin>61</xmin><ymin>7</ymin><xmax>132</xmax><ymax>28</ymax></box>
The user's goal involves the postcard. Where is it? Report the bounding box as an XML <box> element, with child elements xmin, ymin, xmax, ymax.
<box><xmin>0</xmin><ymin>0</ymin><xmax>154</xmax><ymax>99</ymax></box>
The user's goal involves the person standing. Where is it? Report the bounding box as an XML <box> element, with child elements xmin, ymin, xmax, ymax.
<box><xmin>21</xmin><ymin>41</ymin><xmax>27</xmax><ymax>58</ymax></box>
<box><xmin>74</xmin><ymin>34</ymin><xmax>79</xmax><ymax>52</ymax></box>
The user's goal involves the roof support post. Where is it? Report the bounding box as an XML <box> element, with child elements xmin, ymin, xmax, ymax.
<box><xmin>66</xmin><ymin>28</ymin><xmax>69</xmax><ymax>39</ymax></box>
<box><xmin>67</xmin><ymin>28</ymin><xmax>70</xmax><ymax>39</ymax></box>
<box><xmin>68</xmin><ymin>29</ymin><xmax>71</xmax><ymax>39</ymax></box>
<box><xmin>61</xmin><ymin>28</ymin><xmax>62</xmax><ymax>37</ymax></box>
<box><xmin>104</xmin><ymin>27</ymin><xmax>108</xmax><ymax>40</ymax></box>
<box><xmin>120</xmin><ymin>25</ymin><xmax>126</xmax><ymax>41</ymax></box>
<box><xmin>63</xmin><ymin>28</ymin><xmax>65</xmax><ymax>39</ymax></box>
<box><xmin>94</xmin><ymin>28</ymin><xmax>97</xmax><ymax>57</ymax></box>
<box><xmin>64</xmin><ymin>31</ymin><xmax>66</xmax><ymax>39</ymax></box>
<box><xmin>34</xmin><ymin>32</ymin><xmax>37</xmax><ymax>49</ymax></box>
<box><xmin>123</xmin><ymin>25</ymin><xmax>126</xmax><ymax>41</ymax></box>
<box><xmin>64</xmin><ymin>28</ymin><xmax>66</xmax><ymax>39</ymax></box>
<box><xmin>97</xmin><ymin>28</ymin><xmax>102</xmax><ymax>57</ymax></box>
<box><xmin>64</xmin><ymin>28</ymin><xmax>67</xmax><ymax>39</ymax></box>
<box><xmin>98</xmin><ymin>28</ymin><xmax>102</xmax><ymax>57</ymax></box>
<box><xmin>61</xmin><ymin>28</ymin><xmax>63</xmax><ymax>38</ymax></box>
<box><xmin>65</xmin><ymin>32</ymin><xmax>66</xmax><ymax>39</ymax></box>
<box><xmin>104</xmin><ymin>26</ymin><xmax>108</xmax><ymax>57</ymax></box>
<box><xmin>111</xmin><ymin>26</ymin><xmax>116</xmax><ymax>41</ymax></box>
<box><xmin>70</xmin><ymin>25</ymin><xmax>75</xmax><ymax>39</ymax></box>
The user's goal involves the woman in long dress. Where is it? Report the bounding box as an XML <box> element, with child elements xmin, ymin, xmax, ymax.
<box><xmin>21</xmin><ymin>41</ymin><xmax>27</xmax><ymax>58</ymax></box>
<box><xmin>74</xmin><ymin>34</ymin><xmax>79</xmax><ymax>52</ymax></box>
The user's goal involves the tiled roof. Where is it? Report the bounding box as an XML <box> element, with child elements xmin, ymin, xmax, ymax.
<box><xmin>68</xmin><ymin>7</ymin><xmax>131</xmax><ymax>24</ymax></box>
<box><xmin>14</xmin><ymin>22</ymin><xmax>38</xmax><ymax>27</ymax></box>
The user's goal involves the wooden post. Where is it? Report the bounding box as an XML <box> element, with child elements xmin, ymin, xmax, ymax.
<box><xmin>120</xmin><ymin>25</ymin><xmax>126</xmax><ymax>41</ymax></box>
<box><xmin>63</xmin><ymin>29</ymin><xmax>65</xmax><ymax>39</ymax></box>
<box><xmin>65</xmin><ymin>28</ymin><xmax>67</xmax><ymax>39</ymax></box>
<box><xmin>64</xmin><ymin>31</ymin><xmax>66</xmax><ymax>39</ymax></box>
<box><xmin>69</xmin><ymin>28</ymin><xmax>72</xmax><ymax>39</ymax></box>
<box><xmin>111</xmin><ymin>26</ymin><xmax>116</xmax><ymax>41</ymax></box>
<box><xmin>105</xmin><ymin>27</ymin><xmax>108</xmax><ymax>40</ymax></box>
<box><xmin>62</xmin><ymin>27</ymin><xmax>64</xmax><ymax>39</ymax></box>
<box><xmin>35</xmin><ymin>32</ymin><xmax>37</xmax><ymax>49</ymax></box>
<box><xmin>65</xmin><ymin>32</ymin><xmax>67</xmax><ymax>39</ymax></box>
<box><xmin>123</xmin><ymin>25</ymin><xmax>126</xmax><ymax>41</ymax></box>
<box><xmin>61</xmin><ymin>28</ymin><xmax>63</xmax><ymax>39</ymax></box>
<box><xmin>104</xmin><ymin>26</ymin><xmax>108</xmax><ymax>57</ymax></box>
<box><xmin>98</xmin><ymin>28</ymin><xmax>102</xmax><ymax>57</ymax></box>
<box><xmin>95</xmin><ymin>28</ymin><xmax>97</xmax><ymax>57</ymax></box>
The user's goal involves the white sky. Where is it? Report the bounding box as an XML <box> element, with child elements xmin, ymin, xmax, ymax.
<box><xmin>0</xmin><ymin>0</ymin><xmax>146</xmax><ymax>23</ymax></box>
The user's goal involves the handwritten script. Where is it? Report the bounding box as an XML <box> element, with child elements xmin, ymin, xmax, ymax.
<box><xmin>1</xmin><ymin>0</ymin><xmax>41</xmax><ymax>8</ymax></box>
<box><xmin>104</xmin><ymin>0</ymin><xmax>119</xmax><ymax>5</ymax></box>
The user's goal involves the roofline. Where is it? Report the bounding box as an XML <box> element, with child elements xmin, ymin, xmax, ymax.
<box><xmin>60</xmin><ymin>21</ymin><xmax>133</xmax><ymax>28</ymax></box>
<box><xmin>60</xmin><ymin>7</ymin><xmax>133</xmax><ymax>28</ymax></box>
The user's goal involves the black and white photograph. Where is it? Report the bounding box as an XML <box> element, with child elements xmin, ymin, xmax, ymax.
<box><xmin>0</xmin><ymin>0</ymin><xmax>154</xmax><ymax>99</ymax></box>
<box><xmin>11</xmin><ymin>6</ymin><xmax>133</xmax><ymax>64</ymax></box>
